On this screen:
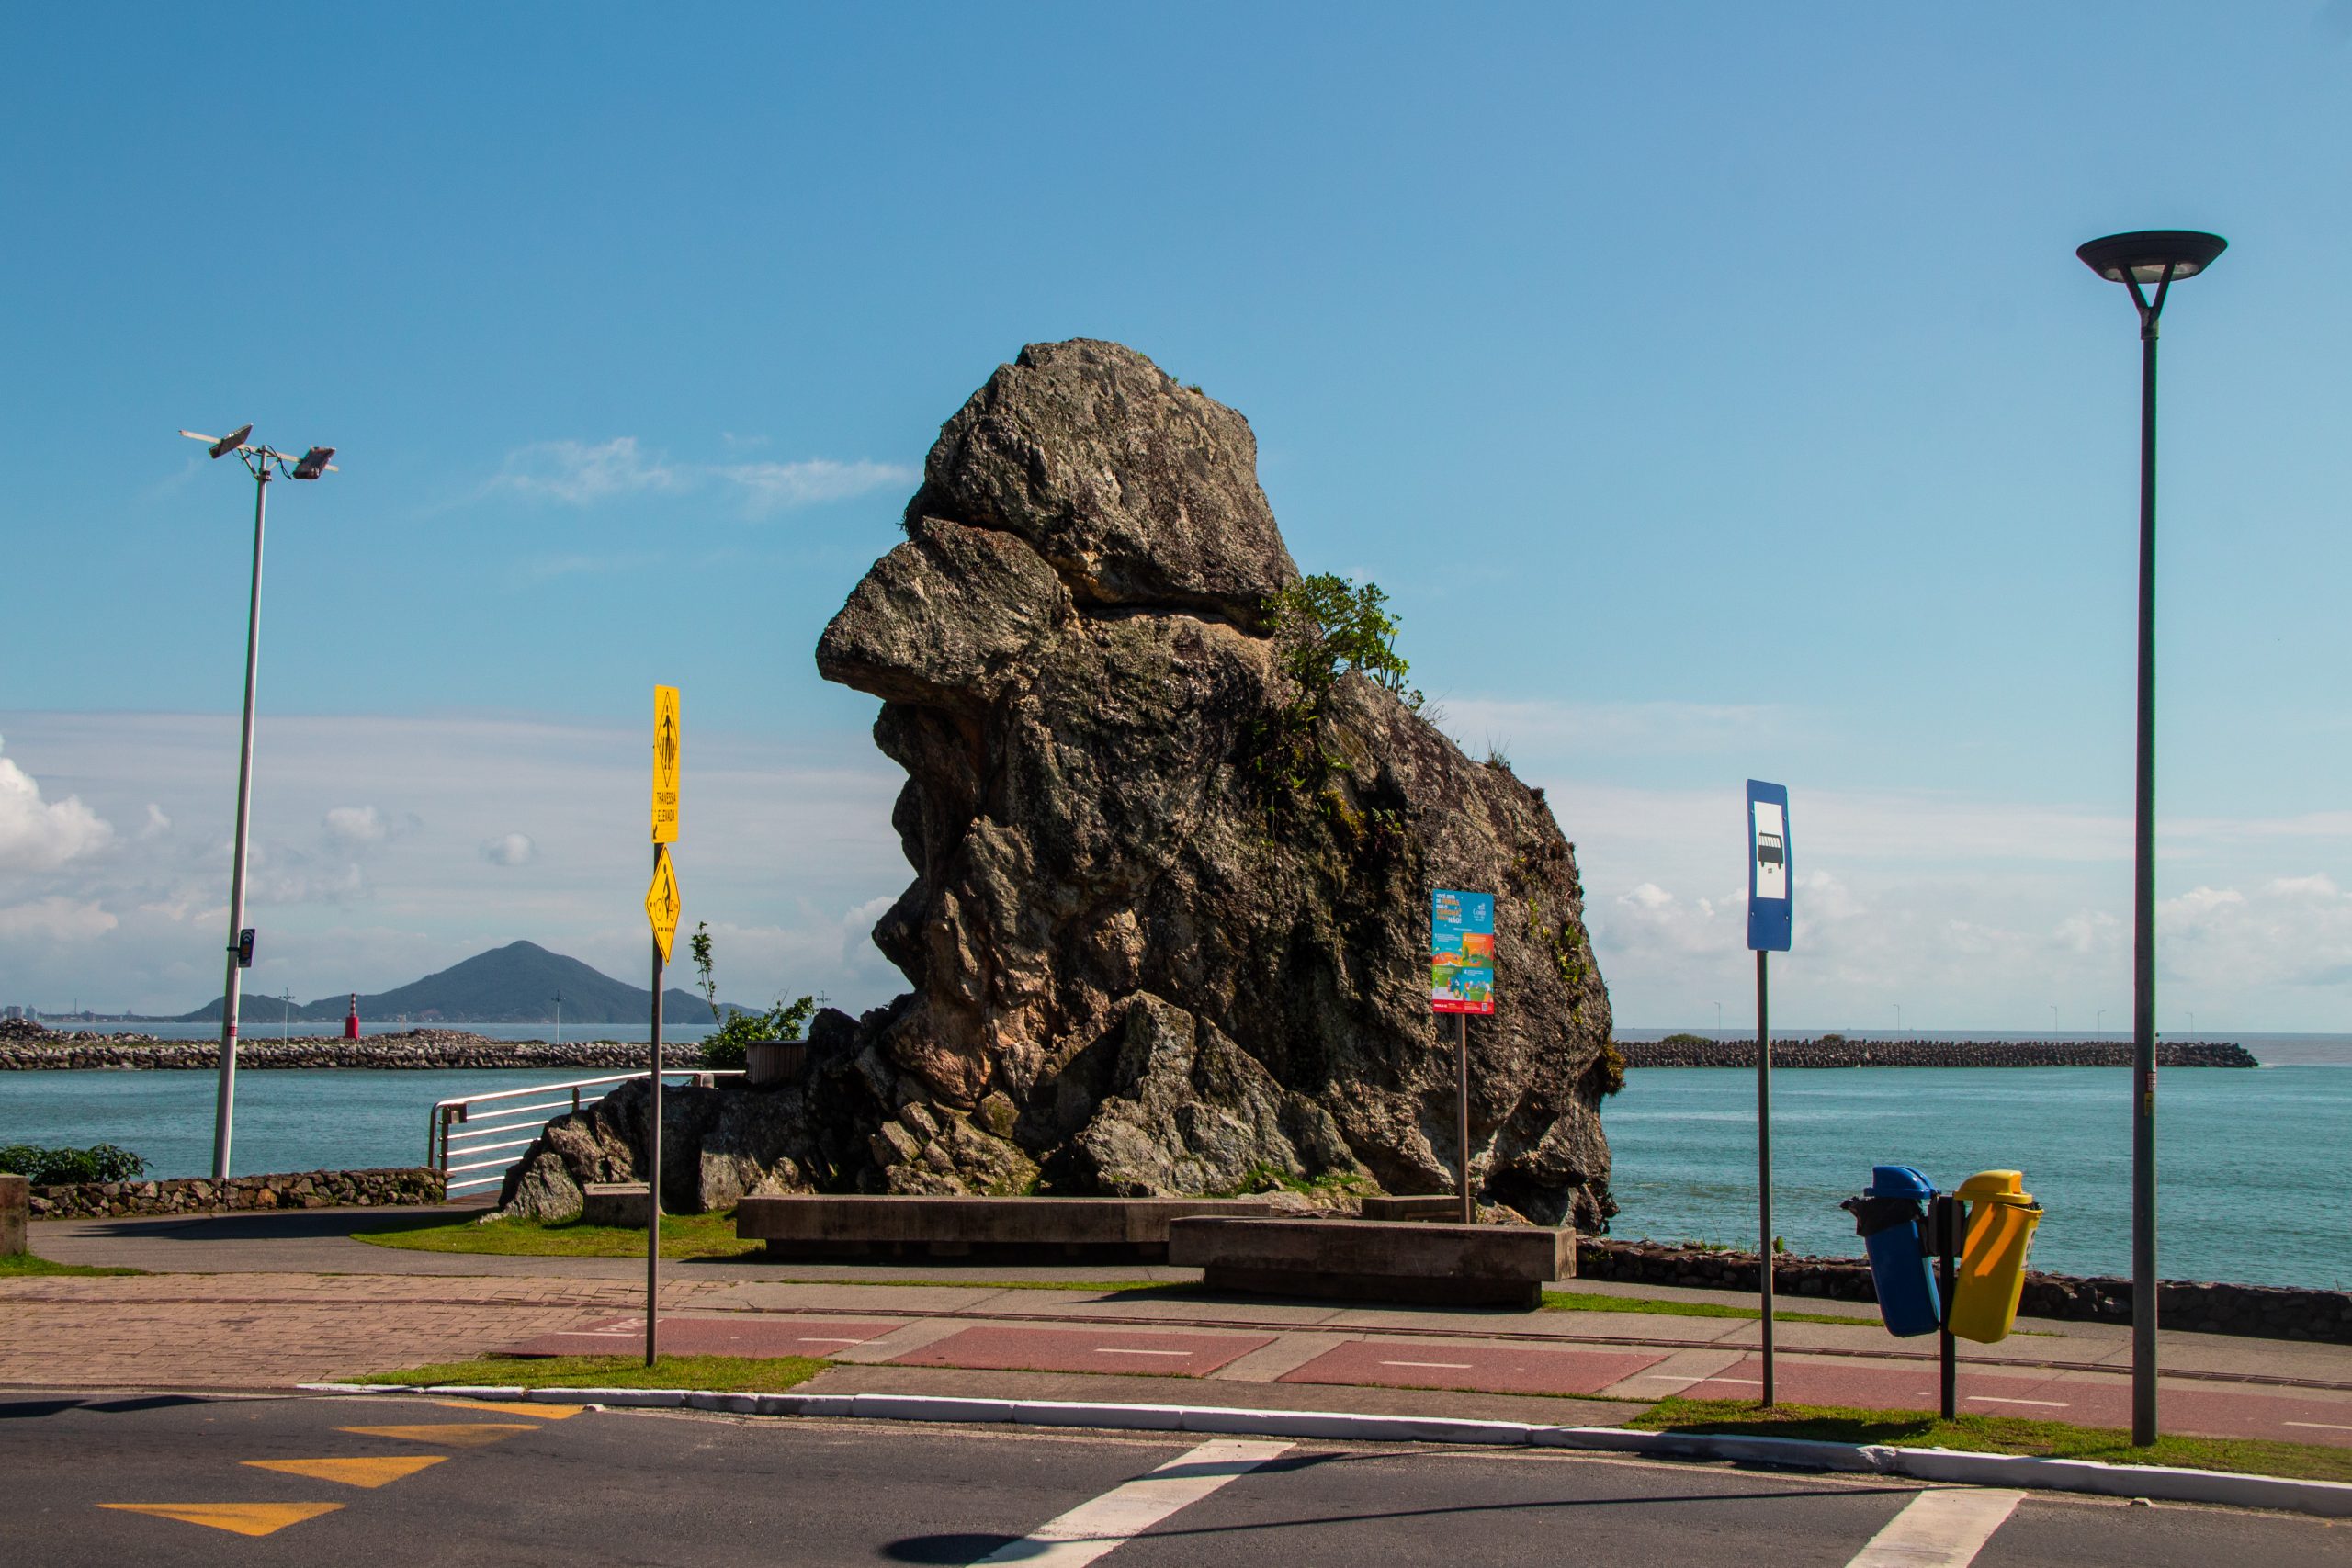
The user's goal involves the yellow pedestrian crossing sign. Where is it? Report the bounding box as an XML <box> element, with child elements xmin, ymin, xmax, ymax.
<box><xmin>650</xmin><ymin>685</ymin><xmax>680</xmax><ymax>843</ymax></box>
<box><xmin>645</xmin><ymin>849</ymin><xmax>681</xmax><ymax>964</ymax></box>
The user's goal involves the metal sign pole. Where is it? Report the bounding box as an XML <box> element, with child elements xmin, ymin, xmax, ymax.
<box><xmin>1757</xmin><ymin>948</ymin><xmax>1774</xmax><ymax>1407</ymax></box>
<box><xmin>1937</xmin><ymin>1193</ymin><xmax>1958</xmax><ymax>1420</ymax></box>
<box><xmin>646</xmin><ymin>843</ymin><xmax>663</xmax><ymax>1369</ymax></box>
<box><xmin>1456</xmin><ymin>1012</ymin><xmax>1473</xmax><ymax>1224</ymax></box>
<box><xmin>1744</xmin><ymin>778</ymin><xmax>1792</xmax><ymax>1412</ymax></box>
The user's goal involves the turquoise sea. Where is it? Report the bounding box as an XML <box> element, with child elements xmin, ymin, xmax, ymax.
<box><xmin>3</xmin><ymin>1038</ymin><xmax>2345</xmax><ymax>1292</ymax></box>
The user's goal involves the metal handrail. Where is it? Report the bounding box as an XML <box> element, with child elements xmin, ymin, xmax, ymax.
<box><xmin>426</xmin><ymin>1068</ymin><xmax>741</xmax><ymax>1197</ymax></box>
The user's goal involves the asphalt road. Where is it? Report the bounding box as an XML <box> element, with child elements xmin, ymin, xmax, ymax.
<box><xmin>2</xmin><ymin>1392</ymin><xmax>2342</xmax><ymax>1566</ymax></box>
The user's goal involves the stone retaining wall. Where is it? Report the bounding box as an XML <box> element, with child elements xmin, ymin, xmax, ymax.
<box><xmin>1616</xmin><ymin>1037</ymin><xmax>2259</xmax><ymax>1069</ymax></box>
<box><xmin>22</xmin><ymin>1166</ymin><xmax>445</xmax><ymax>1219</ymax></box>
<box><xmin>0</xmin><ymin>1031</ymin><xmax>708</xmax><ymax>1071</ymax></box>
<box><xmin>1577</xmin><ymin>1237</ymin><xmax>2352</xmax><ymax>1344</ymax></box>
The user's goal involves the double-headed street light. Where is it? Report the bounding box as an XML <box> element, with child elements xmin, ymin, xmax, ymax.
<box><xmin>178</xmin><ymin>426</ymin><xmax>338</xmax><ymax>1181</ymax></box>
<box><xmin>2075</xmin><ymin>228</ymin><xmax>2225</xmax><ymax>1448</ymax></box>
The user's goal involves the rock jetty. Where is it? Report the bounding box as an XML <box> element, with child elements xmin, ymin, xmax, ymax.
<box><xmin>499</xmin><ymin>339</ymin><xmax>1618</xmax><ymax>1229</ymax></box>
<box><xmin>0</xmin><ymin>1026</ymin><xmax>709</xmax><ymax>1072</ymax></box>
<box><xmin>1617</xmin><ymin>1035</ymin><xmax>2258</xmax><ymax>1068</ymax></box>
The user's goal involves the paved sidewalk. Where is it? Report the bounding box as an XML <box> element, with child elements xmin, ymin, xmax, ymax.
<box><xmin>13</xmin><ymin>1207</ymin><xmax>2352</xmax><ymax>1447</ymax></box>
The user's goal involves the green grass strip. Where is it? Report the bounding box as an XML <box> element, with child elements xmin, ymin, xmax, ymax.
<box><xmin>1542</xmin><ymin>1289</ymin><xmax>1867</xmax><ymax>1325</ymax></box>
<box><xmin>0</xmin><ymin>1252</ymin><xmax>143</xmax><ymax>1278</ymax></box>
<box><xmin>368</xmin><ymin>1352</ymin><xmax>828</xmax><ymax>1393</ymax></box>
<box><xmin>1633</xmin><ymin>1396</ymin><xmax>2352</xmax><ymax>1485</ymax></box>
<box><xmin>350</xmin><ymin>1210</ymin><xmax>761</xmax><ymax>1260</ymax></box>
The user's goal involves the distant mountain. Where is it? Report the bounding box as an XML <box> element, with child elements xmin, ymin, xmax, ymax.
<box><xmin>175</xmin><ymin>940</ymin><xmax>753</xmax><ymax>1026</ymax></box>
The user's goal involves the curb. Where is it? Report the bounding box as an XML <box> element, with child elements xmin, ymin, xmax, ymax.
<box><xmin>297</xmin><ymin>1384</ymin><xmax>2352</xmax><ymax>1518</ymax></box>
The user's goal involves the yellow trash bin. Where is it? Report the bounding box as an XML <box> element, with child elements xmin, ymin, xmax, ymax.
<box><xmin>1948</xmin><ymin>1168</ymin><xmax>2042</xmax><ymax>1345</ymax></box>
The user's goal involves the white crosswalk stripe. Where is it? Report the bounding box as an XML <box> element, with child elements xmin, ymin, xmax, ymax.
<box><xmin>971</xmin><ymin>1438</ymin><xmax>1290</xmax><ymax>1566</ymax></box>
<box><xmin>1843</xmin><ymin>1488</ymin><xmax>2026</xmax><ymax>1568</ymax></box>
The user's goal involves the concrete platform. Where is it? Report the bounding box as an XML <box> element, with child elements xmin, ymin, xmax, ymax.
<box><xmin>733</xmin><ymin>1195</ymin><xmax>1283</xmax><ymax>1262</ymax></box>
<box><xmin>1170</xmin><ymin>1217</ymin><xmax>1575</xmax><ymax>1309</ymax></box>
<box><xmin>582</xmin><ymin>1182</ymin><xmax>650</xmax><ymax>1226</ymax></box>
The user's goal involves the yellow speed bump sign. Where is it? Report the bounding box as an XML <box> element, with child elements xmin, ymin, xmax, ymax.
<box><xmin>650</xmin><ymin>684</ymin><xmax>681</xmax><ymax>843</ymax></box>
<box><xmin>645</xmin><ymin>849</ymin><xmax>681</xmax><ymax>964</ymax></box>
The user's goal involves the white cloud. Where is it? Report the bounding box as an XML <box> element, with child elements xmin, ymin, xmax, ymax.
<box><xmin>1438</xmin><ymin>697</ymin><xmax>1789</xmax><ymax>759</ymax></box>
<box><xmin>0</xmin><ymin>897</ymin><xmax>119</xmax><ymax>942</ymax></box>
<box><xmin>0</xmin><ymin>735</ymin><xmax>113</xmax><ymax>871</ymax></box>
<box><xmin>323</xmin><ymin>806</ymin><xmax>388</xmax><ymax>846</ymax></box>
<box><xmin>139</xmin><ymin>804</ymin><xmax>171</xmax><ymax>839</ymax></box>
<box><xmin>492</xmin><ymin>436</ymin><xmax>681</xmax><ymax>504</ymax></box>
<box><xmin>486</xmin><ymin>436</ymin><xmax>911</xmax><ymax>517</ymax></box>
<box><xmin>718</xmin><ymin>458</ymin><xmax>916</xmax><ymax>516</ymax></box>
<box><xmin>481</xmin><ymin>832</ymin><xmax>536</xmax><ymax>867</ymax></box>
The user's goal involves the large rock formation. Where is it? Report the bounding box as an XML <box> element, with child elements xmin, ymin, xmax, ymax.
<box><xmin>498</xmin><ymin>339</ymin><xmax>1618</xmax><ymax>1230</ymax></box>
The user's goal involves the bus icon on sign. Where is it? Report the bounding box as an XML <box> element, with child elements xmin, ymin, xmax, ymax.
<box><xmin>1752</xmin><ymin>803</ymin><xmax>1788</xmax><ymax>901</ymax></box>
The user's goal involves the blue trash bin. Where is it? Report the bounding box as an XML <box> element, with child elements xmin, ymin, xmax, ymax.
<box><xmin>1841</xmin><ymin>1164</ymin><xmax>1941</xmax><ymax>1337</ymax></box>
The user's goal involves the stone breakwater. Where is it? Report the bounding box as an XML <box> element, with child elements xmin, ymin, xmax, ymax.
<box><xmin>0</xmin><ymin>1030</ymin><xmax>712</xmax><ymax>1071</ymax></box>
<box><xmin>23</xmin><ymin>1166</ymin><xmax>445</xmax><ymax>1220</ymax></box>
<box><xmin>1578</xmin><ymin>1236</ymin><xmax>2351</xmax><ymax>1344</ymax></box>
<box><xmin>1617</xmin><ymin>1037</ymin><xmax>2259</xmax><ymax>1069</ymax></box>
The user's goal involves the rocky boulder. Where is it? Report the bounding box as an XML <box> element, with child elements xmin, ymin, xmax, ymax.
<box><xmin>495</xmin><ymin>338</ymin><xmax>1616</xmax><ymax>1229</ymax></box>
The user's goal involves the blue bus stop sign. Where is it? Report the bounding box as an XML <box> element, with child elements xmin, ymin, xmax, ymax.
<box><xmin>1747</xmin><ymin>778</ymin><xmax>1792</xmax><ymax>952</ymax></box>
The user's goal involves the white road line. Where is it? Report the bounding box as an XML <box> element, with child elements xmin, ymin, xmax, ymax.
<box><xmin>1964</xmin><ymin>1396</ymin><xmax>2070</xmax><ymax>1408</ymax></box>
<box><xmin>974</xmin><ymin>1438</ymin><xmax>1291</xmax><ymax>1566</ymax></box>
<box><xmin>1093</xmin><ymin>1348</ymin><xmax>1193</xmax><ymax>1358</ymax></box>
<box><xmin>791</xmin><ymin>1337</ymin><xmax>865</xmax><ymax>1344</ymax></box>
<box><xmin>1381</xmin><ymin>1360</ymin><xmax>1476</xmax><ymax>1371</ymax></box>
<box><xmin>2286</xmin><ymin>1421</ymin><xmax>2352</xmax><ymax>1432</ymax></box>
<box><xmin>1708</xmin><ymin>1377</ymin><xmax>1765</xmax><ymax>1385</ymax></box>
<box><xmin>1843</xmin><ymin>1488</ymin><xmax>2024</xmax><ymax>1568</ymax></box>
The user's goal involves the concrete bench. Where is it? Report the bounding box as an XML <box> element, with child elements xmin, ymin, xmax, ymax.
<box><xmin>582</xmin><ymin>1182</ymin><xmax>651</xmax><ymax>1227</ymax></box>
<box><xmin>733</xmin><ymin>1195</ymin><xmax>1282</xmax><ymax>1262</ymax></box>
<box><xmin>1169</xmin><ymin>1216</ymin><xmax>1574</xmax><ymax>1309</ymax></box>
<box><xmin>1359</xmin><ymin>1194</ymin><xmax>1467</xmax><ymax>1222</ymax></box>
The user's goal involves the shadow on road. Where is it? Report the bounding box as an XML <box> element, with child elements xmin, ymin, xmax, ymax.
<box><xmin>73</xmin><ymin>1205</ymin><xmax>476</xmax><ymax>1244</ymax></box>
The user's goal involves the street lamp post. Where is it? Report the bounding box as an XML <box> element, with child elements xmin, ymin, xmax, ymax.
<box><xmin>180</xmin><ymin>427</ymin><xmax>337</xmax><ymax>1181</ymax></box>
<box><xmin>2075</xmin><ymin>228</ymin><xmax>2226</xmax><ymax>1449</ymax></box>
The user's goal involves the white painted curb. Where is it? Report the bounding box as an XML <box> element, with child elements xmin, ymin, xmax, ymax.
<box><xmin>294</xmin><ymin>1384</ymin><xmax>2352</xmax><ymax>1518</ymax></box>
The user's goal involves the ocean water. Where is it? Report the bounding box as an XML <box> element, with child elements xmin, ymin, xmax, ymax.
<box><xmin>29</xmin><ymin>1021</ymin><xmax>720</xmax><ymax>1043</ymax></box>
<box><xmin>4</xmin><ymin>1049</ymin><xmax>2346</xmax><ymax>1292</ymax></box>
<box><xmin>1605</xmin><ymin>1065</ymin><xmax>2351</xmax><ymax>1291</ymax></box>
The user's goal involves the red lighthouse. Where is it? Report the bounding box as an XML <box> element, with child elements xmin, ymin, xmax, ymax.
<box><xmin>344</xmin><ymin>992</ymin><xmax>359</xmax><ymax>1041</ymax></box>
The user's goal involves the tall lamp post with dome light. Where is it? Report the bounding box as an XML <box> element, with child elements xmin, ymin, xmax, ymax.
<box><xmin>2075</xmin><ymin>228</ymin><xmax>2226</xmax><ymax>1447</ymax></box>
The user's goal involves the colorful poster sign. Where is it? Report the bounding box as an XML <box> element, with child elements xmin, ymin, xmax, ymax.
<box><xmin>1430</xmin><ymin>888</ymin><xmax>1496</xmax><ymax>1015</ymax></box>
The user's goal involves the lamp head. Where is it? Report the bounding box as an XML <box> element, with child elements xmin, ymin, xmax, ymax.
<box><xmin>291</xmin><ymin>446</ymin><xmax>334</xmax><ymax>480</ymax></box>
<box><xmin>209</xmin><ymin>424</ymin><xmax>254</xmax><ymax>459</ymax></box>
<box><xmin>2076</xmin><ymin>231</ymin><xmax>2228</xmax><ymax>286</ymax></box>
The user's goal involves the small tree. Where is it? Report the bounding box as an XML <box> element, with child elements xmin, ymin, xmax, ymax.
<box><xmin>688</xmin><ymin>922</ymin><xmax>814</xmax><ymax>1068</ymax></box>
<box><xmin>1265</xmin><ymin>572</ymin><xmax>1422</xmax><ymax>710</ymax></box>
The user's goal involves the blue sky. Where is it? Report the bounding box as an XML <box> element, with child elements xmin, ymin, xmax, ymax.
<box><xmin>5</xmin><ymin>5</ymin><xmax>2351</xmax><ymax>1031</ymax></box>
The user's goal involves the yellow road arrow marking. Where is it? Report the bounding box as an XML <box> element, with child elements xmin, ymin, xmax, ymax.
<box><xmin>243</xmin><ymin>1455</ymin><xmax>448</xmax><ymax>1488</ymax></box>
<box><xmin>337</xmin><ymin>1423</ymin><xmax>540</xmax><ymax>1448</ymax></box>
<box><xmin>438</xmin><ymin>1399</ymin><xmax>583</xmax><ymax>1419</ymax></box>
<box><xmin>100</xmin><ymin>1502</ymin><xmax>343</xmax><ymax>1537</ymax></box>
